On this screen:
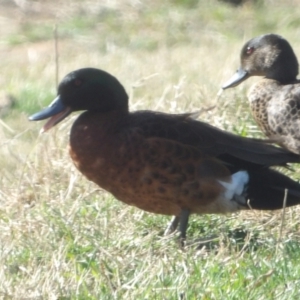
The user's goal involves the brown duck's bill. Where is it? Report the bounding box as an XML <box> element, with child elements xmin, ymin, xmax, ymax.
<box><xmin>28</xmin><ymin>96</ymin><xmax>72</xmax><ymax>132</ymax></box>
<box><xmin>222</xmin><ymin>67</ymin><xmax>249</xmax><ymax>89</ymax></box>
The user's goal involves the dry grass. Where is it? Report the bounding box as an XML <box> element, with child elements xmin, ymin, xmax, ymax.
<box><xmin>1</xmin><ymin>0</ymin><xmax>300</xmax><ymax>299</ymax></box>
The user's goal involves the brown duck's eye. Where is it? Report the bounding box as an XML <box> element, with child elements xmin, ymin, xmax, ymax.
<box><xmin>246</xmin><ymin>46</ymin><xmax>254</xmax><ymax>55</ymax></box>
<box><xmin>73</xmin><ymin>78</ymin><xmax>83</xmax><ymax>87</ymax></box>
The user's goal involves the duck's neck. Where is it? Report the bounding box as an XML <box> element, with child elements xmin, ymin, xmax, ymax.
<box><xmin>70</xmin><ymin>110</ymin><xmax>129</xmax><ymax>178</ymax></box>
<box><xmin>266</xmin><ymin>49</ymin><xmax>299</xmax><ymax>83</ymax></box>
<box><xmin>71</xmin><ymin>110</ymin><xmax>129</xmax><ymax>143</ymax></box>
<box><xmin>266</xmin><ymin>68</ymin><xmax>298</xmax><ymax>84</ymax></box>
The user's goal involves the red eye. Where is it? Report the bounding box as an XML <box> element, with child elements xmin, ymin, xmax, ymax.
<box><xmin>246</xmin><ymin>46</ymin><xmax>254</xmax><ymax>55</ymax></box>
<box><xmin>74</xmin><ymin>78</ymin><xmax>83</xmax><ymax>87</ymax></box>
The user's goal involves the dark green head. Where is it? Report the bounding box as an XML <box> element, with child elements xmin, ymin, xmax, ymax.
<box><xmin>29</xmin><ymin>68</ymin><xmax>129</xmax><ymax>131</ymax></box>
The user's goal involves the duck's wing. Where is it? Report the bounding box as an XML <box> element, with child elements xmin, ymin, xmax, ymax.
<box><xmin>124</xmin><ymin>132</ymin><xmax>300</xmax><ymax>240</ymax></box>
<box><xmin>129</xmin><ymin>111</ymin><xmax>300</xmax><ymax>168</ymax></box>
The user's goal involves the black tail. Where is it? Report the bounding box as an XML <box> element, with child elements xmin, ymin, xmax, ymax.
<box><xmin>248</xmin><ymin>169</ymin><xmax>300</xmax><ymax>210</ymax></box>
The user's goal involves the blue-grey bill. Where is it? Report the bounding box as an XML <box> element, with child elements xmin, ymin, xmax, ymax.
<box><xmin>29</xmin><ymin>96</ymin><xmax>72</xmax><ymax>132</ymax></box>
<box><xmin>222</xmin><ymin>68</ymin><xmax>249</xmax><ymax>89</ymax></box>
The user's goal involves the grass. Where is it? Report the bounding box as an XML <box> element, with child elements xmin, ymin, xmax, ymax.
<box><xmin>1</xmin><ymin>0</ymin><xmax>300</xmax><ymax>298</ymax></box>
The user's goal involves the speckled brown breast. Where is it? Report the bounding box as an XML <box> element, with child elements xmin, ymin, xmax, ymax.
<box><xmin>69</xmin><ymin>111</ymin><xmax>231</xmax><ymax>216</ymax></box>
<box><xmin>248</xmin><ymin>80</ymin><xmax>278</xmax><ymax>136</ymax></box>
<box><xmin>248</xmin><ymin>79</ymin><xmax>300</xmax><ymax>153</ymax></box>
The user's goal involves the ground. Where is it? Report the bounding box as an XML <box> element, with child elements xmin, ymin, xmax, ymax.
<box><xmin>1</xmin><ymin>0</ymin><xmax>300</xmax><ymax>299</ymax></box>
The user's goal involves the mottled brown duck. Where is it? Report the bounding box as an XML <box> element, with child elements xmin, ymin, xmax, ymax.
<box><xmin>30</xmin><ymin>68</ymin><xmax>300</xmax><ymax>240</ymax></box>
<box><xmin>223</xmin><ymin>33</ymin><xmax>300</xmax><ymax>154</ymax></box>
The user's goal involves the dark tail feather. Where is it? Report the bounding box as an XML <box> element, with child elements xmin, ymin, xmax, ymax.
<box><xmin>248</xmin><ymin>169</ymin><xmax>300</xmax><ymax>210</ymax></box>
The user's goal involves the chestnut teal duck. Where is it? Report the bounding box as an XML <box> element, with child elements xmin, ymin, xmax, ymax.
<box><xmin>29</xmin><ymin>68</ymin><xmax>300</xmax><ymax>240</ymax></box>
<box><xmin>223</xmin><ymin>33</ymin><xmax>300</xmax><ymax>154</ymax></box>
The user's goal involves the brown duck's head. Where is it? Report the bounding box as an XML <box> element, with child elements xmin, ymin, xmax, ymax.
<box><xmin>222</xmin><ymin>34</ymin><xmax>299</xmax><ymax>89</ymax></box>
<box><xmin>29</xmin><ymin>68</ymin><xmax>129</xmax><ymax>132</ymax></box>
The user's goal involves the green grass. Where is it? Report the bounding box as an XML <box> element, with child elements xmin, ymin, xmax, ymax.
<box><xmin>1</xmin><ymin>0</ymin><xmax>300</xmax><ymax>298</ymax></box>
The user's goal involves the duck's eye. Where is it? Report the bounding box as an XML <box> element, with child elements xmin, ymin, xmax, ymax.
<box><xmin>246</xmin><ymin>46</ymin><xmax>254</xmax><ymax>55</ymax></box>
<box><xmin>73</xmin><ymin>78</ymin><xmax>83</xmax><ymax>87</ymax></box>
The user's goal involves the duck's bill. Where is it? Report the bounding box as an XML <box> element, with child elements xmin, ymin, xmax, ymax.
<box><xmin>28</xmin><ymin>96</ymin><xmax>72</xmax><ymax>132</ymax></box>
<box><xmin>222</xmin><ymin>67</ymin><xmax>249</xmax><ymax>89</ymax></box>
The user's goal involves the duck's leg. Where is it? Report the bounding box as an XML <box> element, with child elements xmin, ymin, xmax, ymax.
<box><xmin>164</xmin><ymin>209</ymin><xmax>190</xmax><ymax>246</ymax></box>
<box><xmin>178</xmin><ymin>209</ymin><xmax>190</xmax><ymax>241</ymax></box>
<box><xmin>164</xmin><ymin>216</ymin><xmax>180</xmax><ymax>235</ymax></box>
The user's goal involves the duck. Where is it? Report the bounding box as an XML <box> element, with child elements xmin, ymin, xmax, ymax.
<box><xmin>222</xmin><ymin>33</ymin><xmax>300</xmax><ymax>154</ymax></box>
<box><xmin>29</xmin><ymin>67</ymin><xmax>300</xmax><ymax>241</ymax></box>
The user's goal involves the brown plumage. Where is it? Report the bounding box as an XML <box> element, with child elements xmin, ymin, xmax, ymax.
<box><xmin>29</xmin><ymin>68</ymin><xmax>300</xmax><ymax>240</ymax></box>
<box><xmin>223</xmin><ymin>33</ymin><xmax>300</xmax><ymax>154</ymax></box>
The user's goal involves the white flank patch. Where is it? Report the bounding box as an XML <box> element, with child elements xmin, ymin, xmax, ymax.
<box><xmin>218</xmin><ymin>171</ymin><xmax>249</xmax><ymax>201</ymax></box>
